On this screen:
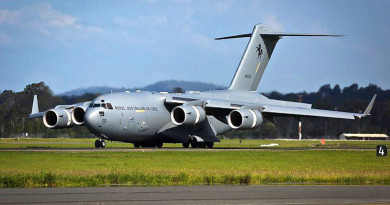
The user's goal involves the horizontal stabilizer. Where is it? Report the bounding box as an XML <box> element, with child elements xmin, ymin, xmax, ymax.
<box><xmin>219</xmin><ymin>24</ymin><xmax>345</xmax><ymax>92</ymax></box>
<box><xmin>261</xmin><ymin>33</ymin><xmax>344</xmax><ymax>37</ymax></box>
<box><xmin>215</xmin><ymin>33</ymin><xmax>344</xmax><ymax>40</ymax></box>
<box><xmin>215</xmin><ymin>33</ymin><xmax>251</xmax><ymax>40</ymax></box>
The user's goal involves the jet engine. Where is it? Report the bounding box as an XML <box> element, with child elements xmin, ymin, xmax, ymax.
<box><xmin>228</xmin><ymin>109</ymin><xmax>263</xmax><ymax>130</ymax></box>
<box><xmin>171</xmin><ymin>105</ymin><xmax>206</xmax><ymax>126</ymax></box>
<box><xmin>72</xmin><ymin>105</ymin><xmax>88</xmax><ymax>125</ymax></box>
<box><xmin>43</xmin><ymin>109</ymin><xmax>73</xmax><ymax>129</ymax></box>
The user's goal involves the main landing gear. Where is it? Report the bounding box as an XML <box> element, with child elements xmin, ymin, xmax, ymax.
<box><xmin>133</xmin><ymin>142</ymin><xmax>163</xmax><ymax>148</ymax></box>
<box><xmin>183</xmin><ymin>141</ymin><xmax>214</xmax><ymax>148</ymax></box>
<box><xmin>95</xmin><ymin>139</ymin><xmax>106</xmax><ymax>148</ymax></box>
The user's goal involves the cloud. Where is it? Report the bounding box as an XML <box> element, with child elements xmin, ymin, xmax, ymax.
<box><xmin>139</xmin><ymin>15</ymin><xmax>168</xmax><ymax>26</ymax></box>
<box><xmin>263</xmin><ymin>14</ymin><xmax>284</xmax><ymax>32</ymax></box>
<box><xmin>114</xmin><ymin>15</ymin><xmax>168</xmax><ymax>28</ymax></box>
<box><xmin>216</xmin><ymin>1</ymin><xmax>234</xmax><ymax>13</ymax></box>
<box><xmin>75</xmin><ymin>24</ymin><xmax>102</xmax><ymax>33</ymax></box>
<box><xmin>36</xmin><ymin>3</ymin><xmax>77</xmax><ymax>28</ymax></box>
<box><xmin>0</xmin><ymin>32</ymin><xmax>12</xmax><ymax>44</ymax></box>
<box><xmin>139</xmin><ymin>0</ymin><xmax>192</xmax><ymax>3</ymax></box>
<box><xmin>0</xmin><ymin>2</ymin><xmax>103</xmax><ymax>41</ymax></box>
<box><xmin>0</xmin><ymin>9</ymin><xmax>20</xmax><ymax>24</ymax></box>
<box><xmin>189</xmin><ymin>33</ymin><xmax>216</xmax><ymax>50</ymax></box>
<box><xmin>310</xmin><ymin>24</ymin><xmax>331</xmax><ymax>34</ymax></box>
<box><xmin>113</xmin><ymin>17</ymin><xmax>134</xmax><ymax>28</ymax></box>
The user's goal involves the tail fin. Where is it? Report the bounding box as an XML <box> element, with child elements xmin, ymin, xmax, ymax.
<box><xmin>217</xmin><ymin>24</ymin><xmax>343</xmax><ymax>91</ymax></box>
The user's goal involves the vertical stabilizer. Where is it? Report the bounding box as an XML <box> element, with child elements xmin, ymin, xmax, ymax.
<box><xmin>216</xmin><ymin>24</ymin><xmax>343</xmax><ymax>91</ymax></box>
<box><xmin>226</xmin><ymin>24</ymin><xmax>279</xmax><ymax>91</ymax></box>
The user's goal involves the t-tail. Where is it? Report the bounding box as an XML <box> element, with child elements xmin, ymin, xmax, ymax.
<box><xmin>216</xmin><ymin>24</ymin><xmax>344</xmax><ymax>91</ymax></box>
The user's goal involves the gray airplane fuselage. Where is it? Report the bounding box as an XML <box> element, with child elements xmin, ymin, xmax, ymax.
<box><xmin>85</xmin><ymin>90</ymin><xmax>262</xmax><ymax>143</ymax></box>
<box><xmin>84</xmin><ymin>89</ymin><xmax>312</xmax><ymax>143</ymax></box>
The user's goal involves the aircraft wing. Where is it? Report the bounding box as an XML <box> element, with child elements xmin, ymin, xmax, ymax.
<box><xmin>28</xmin><ymin>111</ymin><xmax>46</xmax><ymax>119</ymax></box>
<box><xmin>263</xmin><ymin>105</ymin><xmax>357</xmax><ymax>119</ymax></box>
<box><xmin>262</xmin><ymin>94</ymin><xmax>376</xmax><ymax>120</ymax></box>
<box><xmin>165</xmin><ymin>94</ymin><xmax>376</xmax><ymax>120</ymax></box>
<box><xmin>28</xmin><ymin>95</ymin><xmax>92</xmax><ymax>119</ymax></box>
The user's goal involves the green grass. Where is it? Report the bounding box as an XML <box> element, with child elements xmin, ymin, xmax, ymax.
<box><xmin>0</xmin><ymin>138</ymin><xmax>387</xmax><ymax>149</ymax></box>
<box><xmin>0</xmin><ymin>148</ymin><xmax>389</xmax><ymax>187</ymax></box>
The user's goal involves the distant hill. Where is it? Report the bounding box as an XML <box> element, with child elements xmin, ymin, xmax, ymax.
<box><xmin>58</xmin><ymin>80</ymin><xmax>226</xmax><ymax>96</ymax></box>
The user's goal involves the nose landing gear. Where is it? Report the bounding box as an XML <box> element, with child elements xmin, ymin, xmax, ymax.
<box><xmin>95</xmin><ymin>139</ymin><xmax>106</xmax><ymax>148</ymax></box>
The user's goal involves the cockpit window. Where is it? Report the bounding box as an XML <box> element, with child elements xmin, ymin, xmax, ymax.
<box><xmin>89</xmin><ymin>102</ymin><xmax>112</xmax><ymax>109</ymax></box>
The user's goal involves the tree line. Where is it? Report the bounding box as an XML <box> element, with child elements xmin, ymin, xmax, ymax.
<box><xmin>0</xmin><ymin>82</ymin><xmax>389</xmax><ymax>139</ymax></box>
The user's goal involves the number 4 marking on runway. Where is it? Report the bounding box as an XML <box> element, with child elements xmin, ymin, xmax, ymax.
<box><xmin>379</xmin><ymin>147</ymin><xmax>384</xmax><ymax>155</ymax></box>
<box><xmin>377</xmin><ymin>145</ymin><xmax>387</xmax><ymax>157</ymax></box>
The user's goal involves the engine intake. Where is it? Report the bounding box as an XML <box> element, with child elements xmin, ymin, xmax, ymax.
<box><xmin>43</xmin><ymin>109</ymin><xmax>73</xmax><ymax>129</ymax></box>
<box><xmin>228</xmin><ymin>109</ymin><xmax>263</xmax><ymax>130</ymax></box>
<box><xmin>72</xmin><ymin>105</ymin><xmax>88</xmax><ymax>125</ymax></box>
<box><xmin>171</xmin><ymin>105</ymin><xmax>206</xmax><ymax>126</ymax></box>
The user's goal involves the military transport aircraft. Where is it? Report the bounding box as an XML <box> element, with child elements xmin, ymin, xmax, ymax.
<box><xmin>29</xmin><ymin>23</ymin><xmax>376</xmax><ymax>148</ymax></box>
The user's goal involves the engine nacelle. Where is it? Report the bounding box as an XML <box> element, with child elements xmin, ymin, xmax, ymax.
<box><xmin>43</xmin><ymin>109</ymin><xmax>73</xmax><ymax>129</ymax></box>
<box><xmin>72</xmin><ymin>105</ymin><xmax>88</xmax><ymax>125</ymax></box>
<box><xmin>228</xmin><ymin>109</ymin><xmax>263</xmax><ymax>130</ymax></box>
<box><xmin>171</xmin><ymin>105</ymin><xmax>206</xmax><ymax>126</ymax></box>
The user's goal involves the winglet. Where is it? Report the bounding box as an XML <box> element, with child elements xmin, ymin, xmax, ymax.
<box><xmin>354</xmin><ymin>94</ymin><xmax>376</xmax><ymax>119</ymax></box>
<box><xmin>363</xmin><ymin>94</ymin><xmax>376</xmax><ymax>116</ymax></box>
<box><xmin>31</xmin><ymin>95</ymin><xmax>39</xmax><ymax>115</ymax></box>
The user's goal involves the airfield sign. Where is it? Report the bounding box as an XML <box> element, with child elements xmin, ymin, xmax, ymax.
<box><xmin>376</xmin><ymin>145</ymin><xmax>387</xmax><ymax>157</ymax></box>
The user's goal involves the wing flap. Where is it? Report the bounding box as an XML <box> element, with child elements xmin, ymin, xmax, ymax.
<box><xmin>262</xmin><ymin>105</ymin><xmax>356</xmax><ymax>119</ymax></box>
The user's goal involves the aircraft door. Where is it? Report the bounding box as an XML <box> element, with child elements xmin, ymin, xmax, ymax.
<box><xmin>118</xmin><ymin>115</ymin><xmax>135</xmax><ymax>137</ymax></box>
<box><xmin>126</xmin><ymin>120</ymin><xmax>135</xmax><ymax>136</ymax></box>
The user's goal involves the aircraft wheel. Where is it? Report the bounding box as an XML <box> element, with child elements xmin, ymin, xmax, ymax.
<box><xmin>191</xmin><ymin>142</ymin><xmax>198</xmax><ymax>148</ymax></box>
<box><xmin>95</xmin><ymin>139</ymin><xmax>105</xmax><ymax>148</ymax></box>
<box><xmin>134</xmin><ymin>143</ymin><xmax>140</xmax><ymax>148</ymax></box>
<box><xmin>206</xmin><ymin>142</ymin><xmax>214</xmax><ymax>148</ymax></box>
<box><xmin>199</xmin><ymin>142</ymin><xmax>206</xmax><ymax>148</ymax></box>
<box><xmin>182</xmin><ymin>142</ymin><xmax>190</xmax><ymax>148</ymax></box>
<box><xmin>95</xmin><ymin>140</ymin><xmax>99</xmax><ymax>148</ymax></box>
<box><xmin>156</xmin><ymin>143</ymin><xmax>163</xmax><ymax>148</ymax></box>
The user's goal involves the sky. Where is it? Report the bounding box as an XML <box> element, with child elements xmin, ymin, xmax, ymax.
<box><xmin>0</xmin><ymin>0</ymin><xmax>389</xmax><ymax>94</ymax></box>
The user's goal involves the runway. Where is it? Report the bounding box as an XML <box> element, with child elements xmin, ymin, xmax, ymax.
<box><xmin>0</xmin><ymin>147</ymin><xmax>374</xmax><ymax>152</ymax></box>
<box><xmin>0</xmin><ymin>185</ymin><xmax>389</xmax><ymax>204</ymax></box>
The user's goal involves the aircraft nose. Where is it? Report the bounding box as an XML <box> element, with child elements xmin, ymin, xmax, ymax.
<box><xmin>84</xmin><ymin>108</ymin><xmax>99</xmax><ymax>132</ymax></box>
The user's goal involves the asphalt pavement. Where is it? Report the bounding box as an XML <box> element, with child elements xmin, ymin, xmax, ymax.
<box><xmin>0</xmin><ymin>185</ymin><xmax>389</xmax><ymax>204</ymax></box>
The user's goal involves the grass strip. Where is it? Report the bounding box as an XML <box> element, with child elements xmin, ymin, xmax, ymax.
<box><xmin>1</xmin><ymin>172</ymin><xmax>389</xmax><ymax>188</ymax></box>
